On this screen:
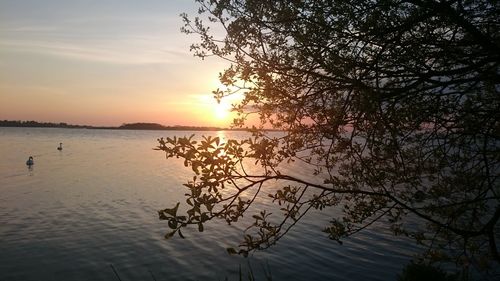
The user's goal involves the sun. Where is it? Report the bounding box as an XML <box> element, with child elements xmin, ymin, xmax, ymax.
<box><xmin>214</xmin><ymin>101</ymin><xmax>232</xmax><ymax>121</ymax></box>
<box><xmin>199</xmin><ymin>78</ymin><xmax>245</xmax><ymax>125</ymax></box>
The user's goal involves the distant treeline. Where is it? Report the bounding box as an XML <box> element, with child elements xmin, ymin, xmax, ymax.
<box><xmin>0</xmin><ymin>120</ymin><xmax>99</xmax><ymax>129</ymax></box>
<box><xmin>0</xmin><ymin>120</ymin><xmax>228</xmax><ymax>131</ymax></box>
<box><xmin>118</xmin><ymin>122</ymin><xmax>225</xmax><ymax>131</ymax></box>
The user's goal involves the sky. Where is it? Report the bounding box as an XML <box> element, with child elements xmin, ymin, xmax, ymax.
<box><xmin>0</xmin><ymin>0</ymin><xmax>235</xmax><ymax>127</ymax></box>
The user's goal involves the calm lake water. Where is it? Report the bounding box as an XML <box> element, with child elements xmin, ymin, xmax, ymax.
<box><xmin>0</xmin><ymin>127</ymin><xmax>420</xmax><ymax>281</ymax></box>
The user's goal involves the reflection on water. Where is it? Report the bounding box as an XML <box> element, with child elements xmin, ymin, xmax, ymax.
<box><xmin>0</xmin><ymin>127</ymin><xmax>420</xmax><ymax>281</ymax></box>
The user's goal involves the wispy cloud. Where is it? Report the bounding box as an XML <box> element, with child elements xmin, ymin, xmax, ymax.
<box><xmin>0</xmin><ymin>38</ymin><xmax>189</xmax><ymax>65</ymax></box>
<box><xmin>0</xmin><ymin>9</ymin><xmax>192</xmax><ymax>65</ymax></box>
<box><xmin>0</xmin><ymin>26</ymin><xmax>61</xmax><ymax>32</ymax></box>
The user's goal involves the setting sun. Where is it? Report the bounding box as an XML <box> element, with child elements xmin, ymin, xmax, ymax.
<box><xmin>214</xmin><ymin>100</ymin><xmax>232</xmax><ymax>120</ymax></box>
<box><xmin>191</xmin><ymin>79</ymin><xmax>246</xmax><ymax>126</ymax></box>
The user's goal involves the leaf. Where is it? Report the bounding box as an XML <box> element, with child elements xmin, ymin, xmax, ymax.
<box><xmin>158</xmin><ymin>211</ymin><xmax>167</xmax><ymax>220</ymax></box>
<box><xmin>226</xmin><ymin>247</ymin><xmax>237</xmax><ymax>255</ymax></box>
<box><xmin>239</xmin><ymin>249</ymin><xmax>249</xmax><ymax>258</ymax></box>
<box><xmin>201</xmin><ymin>212</ymin><xmax>210</xmax><ymax>222</ymax></box>
<box><xmin>168</xmin><ymin>219</ymin><xmax>178</xmax><ymax>229</ymax></box>
<box><xmin>164</xmin><ymin>230</ymin><xmax>175</xmax><ymax>240</ymax></box>
<box><xmin>163</xmin><ymin>202</ymin><xmax>180</xmax><ymax>217</ymax></box>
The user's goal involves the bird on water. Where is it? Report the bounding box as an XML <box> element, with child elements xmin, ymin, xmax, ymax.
<box><xmin>26</xmin><ymin>156</ymin><xmax>34</xmax><ymax>166</ymax></box>
<box><xmin>57</xmin><ymin>143</ymin><xmax>63</xmax><ymax>151</ymax></box>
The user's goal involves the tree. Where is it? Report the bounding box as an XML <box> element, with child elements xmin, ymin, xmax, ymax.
<box><xmin>157</xmin><ymin>0</ymin><xmax>500</xmax><ymax>270</ymax></box>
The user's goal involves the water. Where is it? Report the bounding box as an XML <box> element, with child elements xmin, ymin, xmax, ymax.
<box><xmin>0</xmin><ymin>127</ymin><xmax>420</xmax><ymax>281</ymax></box>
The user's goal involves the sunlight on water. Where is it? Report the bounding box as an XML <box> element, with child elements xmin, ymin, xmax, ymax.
<box><xmin>0</xmin><ymin>128</ymin><xmax>420</xmax><ymax>281</ymax></box>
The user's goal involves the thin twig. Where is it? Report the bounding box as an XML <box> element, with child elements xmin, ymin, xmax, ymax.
<box><xmin>110</xmin><ymin>264</ymin><xmax>123</xmax><ymax>281</ymax></box>
<box><xmin>149</xmin><ymin>269</ymin><xmax>158</xmax><ymax>281</ymax></box>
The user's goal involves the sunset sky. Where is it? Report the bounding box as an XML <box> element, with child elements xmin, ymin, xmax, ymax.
<box><xmin>0</xmin><ymin>0</ymin><xmax>235</xmax><ymax>127</ymax></box>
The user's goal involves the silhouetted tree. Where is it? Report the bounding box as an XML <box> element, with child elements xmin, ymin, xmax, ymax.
<box><xmin>157</xmin><ymin>0</ymin><xmax>500</xmax><ymax>269</ymax></box>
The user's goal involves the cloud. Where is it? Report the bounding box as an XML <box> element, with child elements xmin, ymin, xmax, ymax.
<box><xmin>0</xmin><ymin>38</ymin><xmax>190</xmax><ymax>65</ymax></box>
<box><xmin>0</xmin><ymin>14</ymin><xmax>193</xmax><ymax>65</ymax></box>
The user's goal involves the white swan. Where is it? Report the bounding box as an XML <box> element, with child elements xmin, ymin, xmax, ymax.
<box><xmin>57</xmin><ymin>143</ymin><xmax>63</xmax><ymax>151</ymax></box>
<box><xmin>26</xmin><ymin>156</ymin><xmax>34</xmax><ymax>166</ymax></box>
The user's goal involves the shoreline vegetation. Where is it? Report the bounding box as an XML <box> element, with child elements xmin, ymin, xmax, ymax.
<box><xmin>0</xmin><ymin>120</ymin><xmax>258</xmax><ymax>131</ymax></box>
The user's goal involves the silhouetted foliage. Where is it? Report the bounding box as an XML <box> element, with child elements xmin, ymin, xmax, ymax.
<box><xmin>157</xmin><ymin>0</ymin><xmax>500</xmax><ymax>270</ymax></box>
<box><xmin>397</xmin><ymin>262</ymin><xmax>458</xmax><ymax>281</ymax></box>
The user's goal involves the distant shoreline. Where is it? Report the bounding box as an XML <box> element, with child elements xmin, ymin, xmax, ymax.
<box><xmin>0</xmin><ymin>120</ymin><xmax>228</xmax><ymax>131</ymax></box>
<box><xmin>0</xmin><ymin>120</ymin><xmax>268</xmax><ymax>132</ymax></box>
